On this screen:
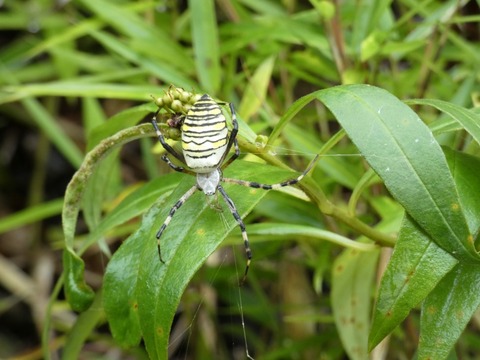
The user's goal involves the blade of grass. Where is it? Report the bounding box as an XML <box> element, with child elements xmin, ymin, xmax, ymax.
<box><xmin>188</xmin><ymin>0</ymin><xmax>221</xmax><ymax>94</ymax></box>
<box><xmin>0</xmin><ymin>198</ymin><xmax>63</xmax><ymax>233</ymax></box>
<box><xmin>89</xmin><ymin>30</ymin><xmax>195</xmax><ymax>88</ymax></box>
<box><xmin>77</xmin><ymin>0</ymin><xmax>193</xmax><ymax>70</ymax></box>
<box><xmin>238</xmin><ymin>55</ymin><xmax>275</xmax><ymax>121</ymax></box>
<box><xmin>2</xmin><ymin>82</ymin><xmax>163</xmax><ymax>105</ymax></box>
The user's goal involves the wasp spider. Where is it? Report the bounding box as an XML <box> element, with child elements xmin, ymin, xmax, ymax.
<box><xmin>152</xmin><ymin>94</ymin><xmax>317</xmax><ymax>283</ymax></box>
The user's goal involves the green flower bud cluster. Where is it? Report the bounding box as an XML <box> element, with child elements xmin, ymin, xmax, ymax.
<box><xmin>152</xmin><ymin>86</ymin><xmax>202</xmax><ymax>115</ymax></box>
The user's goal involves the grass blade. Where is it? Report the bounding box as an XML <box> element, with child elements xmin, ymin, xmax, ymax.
<box><xmin>188</xmin><ymin>0</ymin><xmax>221</xmax><ymax>93</ymax></box>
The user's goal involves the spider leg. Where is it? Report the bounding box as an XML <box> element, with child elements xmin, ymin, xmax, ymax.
<box><xmin>161</xmin><ymin>154</ymin><xmax>196</xmax><ymax>176</ymax></box>
<box><xmin>151</xmin><ymin>111</ymin><xmax>185</xmax><ymax>163</ymax></box>
<box><xmin>221</xmin><ymin>102</ymin><xmax>240</xmax><ymax>170</ymax></box>
<box><xmin>156</xmin><ymin>184</ymin><xmax>198</xmax><ymax>263</ymax></box>
<box><xmin>217</xmin><ymin>185</ymin><xmax>251</xmax><ymax>286</ymax></box>
<box><xmin>222</xmin><ymin>154</ymin><xmax>319</xmax><ymax>190</ymax></box>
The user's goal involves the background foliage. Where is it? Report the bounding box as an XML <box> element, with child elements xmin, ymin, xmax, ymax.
<box><xmin>0</xmin><ymin>0</ymin><xmax>479</xmax><ymax>359</ymax></box>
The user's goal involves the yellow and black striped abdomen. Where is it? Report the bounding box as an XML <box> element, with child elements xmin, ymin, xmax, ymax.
<box><xmin>181</xmin><ymin>94</ymin><xmax>228</xmax><ymax>172</ymax></box>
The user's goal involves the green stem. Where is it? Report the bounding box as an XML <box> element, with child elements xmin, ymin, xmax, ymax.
<box><xmin>238</xmin><ymin>133</ymin><xmax>396</xmax><ymax>248</ymax></box>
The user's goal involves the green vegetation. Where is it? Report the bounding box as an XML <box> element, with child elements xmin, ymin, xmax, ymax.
<box><xmin>0</xmin><ymin>1</ymin><xmax>479</xmax><ymax>359</ymax></box>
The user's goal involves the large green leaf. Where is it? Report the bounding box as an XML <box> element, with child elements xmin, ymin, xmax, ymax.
<box><xmin>370</xmin><ymin>148</ymin><xmax>480</xmax><ymax>353</ymax></box>
<box><xmin>316</xmin><ymin>85</ymin><xmax>475</xmax><ymax>262</ymax></box>
<box><xmin>103</xmin><ymin>160</ymin><xmax>314</xmax><ymax>359</ymax></box>
<box><xmin>369</xmin><ymin>217</ymin><xmax>457</xmax><ymax>349</ymax></box>
<box><xmin>418</xmin><ymin>263</ymin><xmax>480</xmax><ymax>360</ymax></box>
<box><xmin>416</xmin><ymin>149</ymin><xmax>480</xmax><ymax>359</ymax></box>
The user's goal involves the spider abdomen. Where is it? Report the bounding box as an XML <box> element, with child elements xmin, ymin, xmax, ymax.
<box><xmin>181</xmin><ymin>94</ymin><xmax>228</xmax><ymax>173</ymax></box>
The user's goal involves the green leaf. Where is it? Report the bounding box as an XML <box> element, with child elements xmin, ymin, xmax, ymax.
<box><xmin>88</xmin><ymin>103</ymin><xmax>156</xmax><ymax>149</ymax></box>
<box><xmin>103</xmin><ymin>217</ymin><xmax>145</xmax><ymax>347</ymax></box>
<box><xmin>62</xmin><ymin>289</ymin><xmax>104</xmax><ymax>360</ymax></box>
<box><xmin>77</xmin><ymin>0</ymin><xmax>192</xmax><ymax>70</ymax></box>
<box><xmin>419</xmin><ymin>263</ymin><xmax>480</xmax><ymax>360</ymax></box>
<box><xmin>360</xmin><ymin>31</ymin><xmax>383</xmax><ymax>62</ymax></box>
<box><xmin>316</xmin><ymin>85</ymin><xmax>476</xmax><ymax>262</ymax></box>
<box><xmin>370</xmin><ymin>148</ymin><xmax>480</xmax><ymax>350</ymax></box>
<box><xmin>236</xmin><ymin>222</ymin><xmax>377</xmax><ymax>251</ymax></box>
<box><xmin>2</xmin><ymin>82</ymin><xmax>163</xmax><ymax>105</ymax></box>
<box><xmin>406</xmin><ymin>99</ymin><xmax>480</xmax><ymax>148</ymax></box>
<box><xmin>351</xmin><ymin>0</ymin><xmax>393</xmax><ymax>53</ymax></box>
<box><xmin>82</xmin><ymin>150</ymin><xmax>120</xmax><ymax>232</ymax></box>
<box><xmin>18</xmin><ymin>96</ymin><xmax>84</xmax><ymax>167</ymax></box>
<box><xmin>189</xmin><ymin>0</ymin><xmax>221</xmax><ymax>94</ymax></box>
<box><xmin>332</xmin><ymin>247</ymin><xmax>379</xmax><ymax>360</ymax></box>
<box><xmin>443</xmin><ymin>149</ymin><xmax>480</xmax><ymax>235</ymax></box>
<box><xmin>83</xmin><ymin>97</ymin><xmax>107</xmax><ymax>140</ymax></box>
<box><xmin>267</xmin><ymin>92</ymin><xmax>317</xmax><ymax>145</ymax></box>
<box><xmin>82</xmin><ymin>98</ymin><xmax>119</xmax><ymax>230</ymax></box>
<box><xmin>238</xmin><ymin>55</ymin><xmax>275</xmax><ymax>121</ymax></box>
<box><xmin>62</xmin><ymin>124</ymin><xmax>155</xmax><ymax>311</ymax></box>
<box><xmin>369</xmin><ymin>217</ymin><xmax>457</xmax><ymax>349</ymax></box>
<box><xmin>63</xmin><ymin>249</ymin><xmax>96</xmax><ymax>312</ymax></box>
<box><xmin>84</xmin><ymin>174</ymin><xmax>182</xmax><ymax>252</ymax></box>
<box><xmin>415</xmin><ymin>149</ymin><xmax>480</xmax><ymax>359</ymax></box>
<box><xmin>103</xmin><ymin>160</ymin><xmax>312</xmax><ymax>358</ymax></box>
<box><xmin>89</xmin><ymin>30</ymin><xmax>194</xmax><ymax>88</ymax></box>
<box><xmin>0</xmin><ymin>198</ymin><xmax>63</xmax><ymax>233</ymax></box>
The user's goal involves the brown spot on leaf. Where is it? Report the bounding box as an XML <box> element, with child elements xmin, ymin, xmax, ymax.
<box><xmin>468</xmin><ymin>235</ymin><xmax>474</xmax><ymax>245</ymax></box>
<box><xmin>157</xmin><ymin>327</ymin><xmax>164</xmax><ymax>337</ymax></box>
